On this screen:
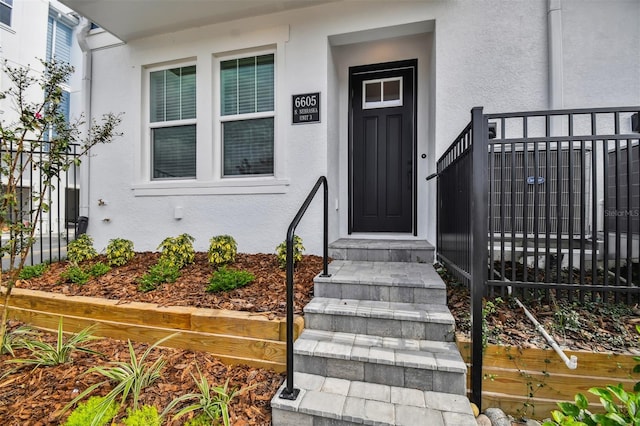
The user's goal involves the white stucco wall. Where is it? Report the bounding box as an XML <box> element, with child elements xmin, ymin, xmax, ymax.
<box><xmin>82</xmin><ymin>0</ymin><xmax>640</xmax><ymax>255</ymax></box>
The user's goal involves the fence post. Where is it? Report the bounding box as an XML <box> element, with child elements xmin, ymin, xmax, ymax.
<box><xmin>470</xmin><ymin>106</ymin><xmax>488</xmax><ymax>407</ymax></box>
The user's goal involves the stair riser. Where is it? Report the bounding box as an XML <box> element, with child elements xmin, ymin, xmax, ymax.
<box><xmin>294</xmin><ymin>354</ymin><xmax>466</xmax><ymax>395</ymax></box>
<box><xmin>314</xmin><ymin>282</ymin><xmax>446</xmax><ymax>304</ymax></box>
<box><xmin>272</xmin><ymin>409</ymin><xmax>361</xmax><ymax>426</ymax></box>
<box><xmin>329</xmin><ymin>248</ymin><xmax>434</xmax><ymax>263</ymax></box>
<box><xmin>305</xmin><ymin>313</ymin><xmax>455</xmax><ymax>342</ymax></box>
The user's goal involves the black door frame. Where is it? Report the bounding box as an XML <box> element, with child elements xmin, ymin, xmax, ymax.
<box><xmin>348</xmin><ymin>59</ymin><xmax>418</xmax><ymax>235</ymax></box>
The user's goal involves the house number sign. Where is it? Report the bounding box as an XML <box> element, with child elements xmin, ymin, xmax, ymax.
<box><xmin>292</xmin><ymin>92</ymin><xmax>320</xmax><ymax>124</ymax></box>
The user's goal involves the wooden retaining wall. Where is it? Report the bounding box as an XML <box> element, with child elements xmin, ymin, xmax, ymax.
<box><xmin>6</xmin><ymin>288</ymin><xmax>304</xmax><ymax>372</ymax></box>
<box><xmin>457</xmin><ymin>337</ymin><xmax>638</xmax><ymax>419</ymax></box>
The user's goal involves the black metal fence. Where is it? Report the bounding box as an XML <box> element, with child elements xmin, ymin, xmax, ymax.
<box><xmin>436</xmin><ymin>105</ymin><xmax>640</xmax><ymax>406</ymax></box>
<box><xmin>1</xmin><ymin>143</ymin><xmax>81</xmax><ymax>268</ymax></box>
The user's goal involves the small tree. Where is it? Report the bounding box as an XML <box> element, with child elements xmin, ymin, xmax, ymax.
<box><xmin>0</xmin><ymin>59</ymin><xmax>122</xmax><ymax>341</ymax></box>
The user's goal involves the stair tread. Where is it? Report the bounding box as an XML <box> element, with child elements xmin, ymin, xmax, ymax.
<box><xmin>271</xmin><ymin>372</ymin><xmax>476</xmax><ymax>426</ymax></box>
<box><xmin>329</xmin><ymin>238</ymin><xmax>434</xmax><ymax>250</ymax></box>
<box><xmin>315</xmin><ymin>260</ymin><xmax>445</xmax><ymax>288</ymax></box>
<box><xmin>304</xmin><ymin>297</ymin><xmax>454</xmax><ymax>324</ymax></box>
<box><xmin>295</xmin><ymin>329</ymin><xmax>466</xmax><ymax>373</ymax></box>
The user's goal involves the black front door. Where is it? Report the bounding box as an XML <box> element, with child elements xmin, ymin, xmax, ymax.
<box><xmin>349</xmin><ymin>60</ymin><xmax>416</xmax><ymax>233</ymax></box>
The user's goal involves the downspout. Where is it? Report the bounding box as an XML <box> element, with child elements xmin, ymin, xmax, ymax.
<box><xmin>548</xmin><ymin>0</ymin><xmax>564</xmax><ymax>110</ymax></box>
<box><xmin>77</xmin><ymin>18</ymin><xmax>92</xmax><ymax>226</ymax></box>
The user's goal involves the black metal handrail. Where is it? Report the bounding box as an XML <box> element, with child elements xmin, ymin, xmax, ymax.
<box><xmin>279</xmin><ymin>176</ymin><xmax>330</xmax><ymax>400</ymax></box>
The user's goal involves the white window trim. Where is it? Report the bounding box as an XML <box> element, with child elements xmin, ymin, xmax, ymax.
<box><xmin>134</xmin><ymin>46</ymin><xmax>288</xmax><ymax>197</ymax></box>
<box><xmin>145</xmin><ymin>61</ymin><xmax>198</xmax><ymax>181</ymax></box>
<box><xmin>0</xmin><ymin>0</ymin><xmax>13</xmax><ymax>28</ymax></box>
<box><xmin>217</xmin><ymin>49</ymin><xmax>277</xmax><ymax>179</ymax></box>
<box><xmin>363</xmin><ymin>77</ymin><xmax>403</xmax><ymax>110</ymax></box>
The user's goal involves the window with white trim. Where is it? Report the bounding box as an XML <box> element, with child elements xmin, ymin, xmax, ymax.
<box><xmin>363</xmin><ymin>77</ymin><xmax>403</xmax><ymax>109</ymax></box>
<box><xmin>149</xmin><ymin>65</ymin><xmax>196</xmax><ymax>180</ymax></box>
<box><xmin>45</xmin><ymin>12</ymin><xmax>73</xmax><ymax>143</ymax></box>
<box><xmin>0</xmin><ymin>0</ymin><xmax>12</xmax><ymax>27</ymax></box>
<box><xmin>220</xmin><ymin>53</ymin><xmax>274</xmax><ymax>177</ymax></box>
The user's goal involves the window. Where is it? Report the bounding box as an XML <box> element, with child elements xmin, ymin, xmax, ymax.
<box><xmin>363</xmin><ymin>77</ymin><xmax>403</xmax><ymax>109</ymax></box>
<box><xmin>0</xmin><ymin>0</ymin><xmax>12</xmax><ymax>27</ymax></box>
<box><xmin>45</xmin><ymin>13</ymin><xmax>73</xmax><ymax>143</ymax></box>
<box><xmin>220</xmin><ymin>53</ymin><xmax>274</xmax><ymax>177</ymax></box>
<box><xmin>149</xmin><ymin>65</ymin><xmax>196</xmax><ymax>179</ymax></box>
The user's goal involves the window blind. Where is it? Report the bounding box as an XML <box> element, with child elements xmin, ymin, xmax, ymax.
<box><xmin>220</xmin><ymin>54</ymin><xmax>274</xmax><ymax>177</ymax></box>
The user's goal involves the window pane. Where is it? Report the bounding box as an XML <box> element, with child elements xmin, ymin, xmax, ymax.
<box><xmin>181</xmin><ymin>65</ymin><xmax>196</xmax><ymax>119</ymax></box>
<box><xmin>237</xmin><ymin>57</ymin><xmax>256</xmax><ymax>115</ymax></box>
<box><xmin>365</xmin><ymin>82</ymin><xmax>381</xmax><ymax>103</ymax></box>
<box><xmin>152</xmin><ymin>125</ymin><xmax>196</xmax><ymax>179</ymax></box>
<box><xmin>221</xmin><ymin>59</ymin><xmax>238</xmax><ymax>116</ymax></box>
<box><xmin>384</xmin><ymin>79</ymin><xmax>400</xmax><ymax>101</ymax></box>
<box><xmin>149</xmin><ymin>70</ymin><xmax>165</xmax><ymax>122</ymax></box>
<box><xmin>164</xmin><ymin>68</ymin><xmax>181</xmax><ymax>121</ymax></box>
<box><xmin>223</xmin><ymin>118</ymin><xmax>273</xmax><ymax>176</ymax></box>
<box><xmin>53</xmin><ymin>22</ymin><xmax>73</xmax><ymax>64</ymax></box>
<box><xmin>150</xmin><ymin>66</ymin><xmax>196</xmax><ymax>123</ymax></box>
<box><xmin>0</xmin><ymin>3</ymin><xmax>11</xmax><ymax>26</ymax></box>
<box><xmin>256</xmin><ymin>54</ymin><xmax>274</xmax><ymax>112</ymax></box>
<box><xmin>46</xmin><ymin>17</ymin><xmax>54</xmax><ymax>60</ymax></box>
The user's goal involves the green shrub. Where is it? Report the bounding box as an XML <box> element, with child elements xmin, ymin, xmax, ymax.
<box><xmin>123</xmin><ymin>405</ymin><xmax>162</xmax><ymax>426</ymax></box>
<box><xmin>88</xmin><ymin>262</ymin><xmax>111</xmax><ymax>277</ymax></box>
<box><xmin>106</xmin><ymin>238</ymin><xmax>135</xmax><ymax>267</ymax></box>
<box><xmin>207</xmin><ymin>267</ymin><xmax>254</xmax><ymax>293</ymax></box>
<box><xmin>64</xmin><ymin>396</ymin><xmax>118</xmax><ymax>426</ymax></box>
<box><xmin>61</xmin><ymin>265</ymin><xmax>91</xmax><ymax>285</ymax></box>
<box><xmin>208</xmin><ymin>235</ymin><xmax>237</xmax><ymax>268</ymax></box>
<box><xmin>1</xmin><ymin>325</ymin><xmax>37</xmax><ymax>356</ymax></box>
<box><xmin>138</xmin><ymin>259</ymin><xmax>181</xmax><ymax>292</ymax></box>
<box><xmin>67</xmin><ymin>234</ymin><xmax>98</xmax><ymax>264</ymax></box>
<box><xmin>544</xmin><ymin>324</ymin><xmax>640</xmax><ymax>426</ymax></box>
<box><xmin>163</xmin><ymin>367</ymin><xmax>252</xmax><ymax>426</ymax></box>
<box><xmin>276</xmin><ymin>235</ymin><xmax>305</xmax><ymax>269</ymax></box>
<box><xmin>8</xmin><ymin>319</ymin><xmax>100</xmax><ymax>367</ymax></box>
<box><xmin>184</xmin><ymin>414</ymin><xmax>212</xmax><ymax>426</ymax></box>
<box><xmin>543</xmin><ymin>384</ymin><xmax>640</xmax><ymax>426</ymax></box>
<box><xmin>64</xmin><ymin>334</ymin><xmax>175</xmax><ymax>426</ymax></box>
<box><xmin>18</xmin><ymin>263</ymin><xmax>48</xmax><ymax>280</ymax></box>
<box><xmin>158</xmin><ymin>233</ymin><xmax>195</xmax><ymax>269</ymax></box>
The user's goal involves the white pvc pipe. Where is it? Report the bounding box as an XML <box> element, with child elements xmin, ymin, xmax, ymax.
<box><xmin>496</xmin><ymin>269</ymin><xmax>578</xmax><ymax>370</ymax></box>
<box><xmin>513</xmin><ymin>296</ymin><xmax>578</xmax><ymax>370</ymax></box>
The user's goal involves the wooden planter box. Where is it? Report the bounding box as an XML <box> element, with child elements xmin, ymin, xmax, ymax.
<box><xmin>457</xmin><ymin>337</ymin><xmax>638</xmax><ymax>419</ymax></box>
<box><xmin>6</xmin><ymin>287</ymin><xmax>304</xmax><ymax>372</ymax></box>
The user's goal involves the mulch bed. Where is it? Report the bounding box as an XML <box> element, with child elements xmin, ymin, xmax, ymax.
<box><xmin>0</xmin><ymin>325</ymin><xmax>283</xmax><ymax>425</ymax></box>
<box><xmin>17</xmin><ymin>252</ymin><xmax>324</xmax><ymax>316</ymax></box>
<box><xmin>443</xmin><ymin>265</ymin><xmax>640</xmax><ymax>354</ymax></box>
<box><xmin>1</xmin><ymin>253</ymin><xmax>324</xmax><ymax>425</ymax></box>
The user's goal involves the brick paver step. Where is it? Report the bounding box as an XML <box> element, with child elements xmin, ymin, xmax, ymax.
<box><xmin>271</xmin><ymin>372</ymin><xmax>476</xmax><ymax>426</ymax></box>
<box><xmin>314</xmin><ymin>260</ymin><xmax>446</xmax><ymax>304</ymax></box>
<box><xmin>304</xmin><ymin>297</ymin><xmax>456</xmax><ymax>341</ymax></box>
<box><xmin>293</xmin><ymin>329</ymin><xmax>466</xmax><ymax>394</ymax></box>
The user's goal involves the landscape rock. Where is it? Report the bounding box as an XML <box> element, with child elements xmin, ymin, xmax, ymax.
<box><xmin>476</xmin><ymin>414</ymin><xmax>492</xmax><ymax>426</ymax></box>
<box><xmin>484</xmin><ymin>407</ymin><xmax>512</xmax><ymax>426</ymax></box>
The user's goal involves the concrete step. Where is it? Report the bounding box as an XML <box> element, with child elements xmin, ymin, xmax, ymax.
<box><xmin>271</xmin><ymin>372</ymin><xmax>476</xmax><ymax>426</ymax></box>
<box><xmin>315</xmin><ymin>260</ymin><xmax>446</xmax><ymax>304</ymax></box>
<box><xmin>328</xmin><ymin>239</ymin><xmax>435</xmax><ymax>263</ymax></box>
<box><xmin>304</xmin><ymin>297</ymin><xmax>456</xmax><ymax>342</ymax></box>
<box><xmin>293</xmin><ymin>329</ymin><xmax>466</xmax><ymax>394</ymax></box>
